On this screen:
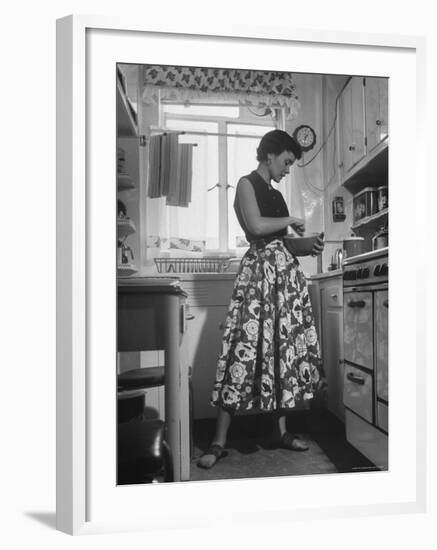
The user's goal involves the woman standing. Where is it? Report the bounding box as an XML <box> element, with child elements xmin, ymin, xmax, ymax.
<box><xmin>198</xmin><ymin>129</ymin><xmax>325</xmax><ymax>469</ymax></box>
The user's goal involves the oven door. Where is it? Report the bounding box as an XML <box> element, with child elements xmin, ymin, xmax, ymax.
<box><xmin>375</xmin><ymin>289</ymin><xmax>388</xmax><ymax>432</ymax></box>
<box><xmin>343</xmin><ymin>290</ymin><xmax>373</xmax><ymax>370</ymax></box>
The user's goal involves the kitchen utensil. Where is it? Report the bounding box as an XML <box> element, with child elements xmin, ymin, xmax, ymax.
<box><xmin>334</xmin><ymin>248</ymin><xmax>343</xmax><ymax>269</ymax></box>
<box><xmin>343</xmin><ymin>235</ymin><xmax>365</xmax><ymax>258</ymax></box>
<box><xmin>283</xmin><ymin>234</ymin><xmax>319</xmax><ymax>256</ymax></box>
<box><xmin>376</xmin><ymin>186</ymin><xmax>388</xmax><ymax>211</ymax></box>
<box><xmin>372</xmin><ymin>227</ymin><xmax>388</xmax><ymax>250</ymax></box>
<box><xmin>353</xmin><ymin>187</ymin><xmax>377</xmax><ymax>223</ymax></box>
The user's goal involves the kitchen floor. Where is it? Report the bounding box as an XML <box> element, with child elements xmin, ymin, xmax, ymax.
<box><xmin>189</xmin><ymin>409</ymin><xmax>378</xmax><ymax>482</ymax></box>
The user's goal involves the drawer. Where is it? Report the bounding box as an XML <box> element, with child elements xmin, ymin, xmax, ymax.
<box><xmin>376</xmin><ymin>401</ymin><xmax>388</xmax><ymax>433</ymax></box>
<box><xmin>181</xmin><ymin>279</ymin><xmax>234</xmax><ymax>306</ymax></box>
<box><xmin>344</xmin><ymin>291</ymin><xmax>373</xmax><ymax>369</ymax></box>
<box><xmin>343</xmin><ymin>364</ymin><xmax>373</xmax><ymax>423</ymax></box>
<box><xmin>325</xmin><ymin>282</ymin><xmax>343</xmax><ymax>307</ymax></box>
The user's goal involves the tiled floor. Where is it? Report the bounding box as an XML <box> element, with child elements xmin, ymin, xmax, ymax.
<box><xmin>189</xmin><ymin>409</ymin><xmax>378</xmax><ymax>483</ymax></box>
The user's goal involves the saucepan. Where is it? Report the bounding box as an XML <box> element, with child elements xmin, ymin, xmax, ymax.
<box><xmin>343</xmin><ymin>235</ymin><xmax>365</xmax><ymax>258</ymax></box>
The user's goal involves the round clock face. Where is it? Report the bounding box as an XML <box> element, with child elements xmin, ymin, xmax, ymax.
<box><xmin>293</xmin><ymin>125</ymin><xmax>316</xmax><ymax>152</ymax></box>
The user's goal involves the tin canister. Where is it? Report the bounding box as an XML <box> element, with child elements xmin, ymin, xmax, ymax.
<box><xmin>377</xmin><ymin>186</ymin><xmax>388</xmax><ymax>211</ymax></box>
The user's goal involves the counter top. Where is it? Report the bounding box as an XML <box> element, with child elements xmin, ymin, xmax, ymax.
<box><xmin>117</xmin><ymin>276</ymin><xmax>188</xmax><ymax>296</ymax></box>
<box><xmin>308</xmin><ymin>269</ymin><xmax>342</xmax><ymax>281</ymax></box>
<box><xmin>343</xmin><ymin>246</ymin><xmax>388</xmax><ymax>265</ymax></box>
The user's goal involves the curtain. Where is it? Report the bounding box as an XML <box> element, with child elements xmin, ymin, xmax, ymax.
<box><xmin>142</xmin><ymin>65</ymin><xmax>300</xmax><ymax>116</ymax></box>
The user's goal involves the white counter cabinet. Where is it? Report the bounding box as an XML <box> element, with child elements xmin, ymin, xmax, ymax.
<box><xmin>309</xmin><ymin>272</ymin><xmax>345</xmax><ymax>422</ymax></box>
<box><xmin>181</xmin><ymin>277</ymin><xmax>235</xmax><ymax>420</ymax></box>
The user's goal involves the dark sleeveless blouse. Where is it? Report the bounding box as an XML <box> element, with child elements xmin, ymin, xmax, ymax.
<box><xmin>234</xmin><ymin>170</ymin><xmax>290</xmax><ymax>243</ymax></box>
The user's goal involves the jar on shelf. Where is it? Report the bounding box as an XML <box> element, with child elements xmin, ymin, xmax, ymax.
<box><xmin>353</xmin><ymin>187</ymin><xmax>377</xmax><ymax>223</ymax></box>
<box><xmin>376</xmin><ymin>185</ymin><xmax>388</xmax><ymax>212</ymax></box>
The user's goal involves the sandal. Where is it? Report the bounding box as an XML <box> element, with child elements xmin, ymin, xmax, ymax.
<box><xmin>197</xmin><ymin>444</ymin><xmax>228</xmax><ymax>469</ymax></box>
<box><xmin>279</xmin><ymin>432</ymin><xmax>309</xmax><ymax>452</ymax></box>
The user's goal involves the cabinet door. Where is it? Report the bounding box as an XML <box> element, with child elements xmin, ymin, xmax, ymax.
<box><xmin>186</xmin><ymin>305</ymin><xmax>228</xmax><ymax>419</ymax></box>
<box><xmin>340</xmin><ymin>77</ymin><xmax>366</xmax><ymax>174</ymax></box>
<box><xmin>365</xmin><ymin>77</ymin><xmax>389</xmax><ymax>153</ymax></box>
<box><xmin>321</xmin><ymin>284</ymin><xmax>344</xmax><ymax>422</ymax></box>
<box><xmin>343</xmin><ymin>291</ymin><xmax>373</xmax><ymax>370</ymax></box>
<box><xmin>375</xmin><ymin>290</ymin><xmax>388</xmax><ymax>402</ymax></box>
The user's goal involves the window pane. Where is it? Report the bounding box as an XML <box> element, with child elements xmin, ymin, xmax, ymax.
<box><xmin>165</xmin><ymin>118</ymin><xmax>220</xmax><ymax>250</ymax></box>
<box><xmin>227</xmin><ymin>124</ymin><xmax>275</xmax><ymax>251</ymax></box>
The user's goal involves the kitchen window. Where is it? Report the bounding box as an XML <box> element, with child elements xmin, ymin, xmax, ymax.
<box><xmin>161</xmin><ymin>103</ymin><xmax>275</xmax><ymax>254</ymax></box>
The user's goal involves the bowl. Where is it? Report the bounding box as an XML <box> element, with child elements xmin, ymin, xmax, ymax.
<box><xmin>283</xmin><ymin>235</ymin><xmax>319</xmax><ymax>256</ymax></box>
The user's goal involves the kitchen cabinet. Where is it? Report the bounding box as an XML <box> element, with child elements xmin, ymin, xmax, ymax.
<box><xmin>364</xmin><ymin>77</ymin><xmax>388</xmax><ymax>154</ymax></box>
<box><xmin>181</xmin><ymin>276</ymin><xmax>235</xmax><ymax>419</ymax></box>
<box><xmin>339</xmin><ymin>77</ymin><xmax>366</xmax><ymax>175</ymax></box>
<box><xmin>319</xmin><ymin>275</ymin><xmax>345</xmax><ymax>422</ymax></box>
<box><xmin>338</xmin><ymin>76</ymin><xmax>389</xmax><ymax>196</ymax></box>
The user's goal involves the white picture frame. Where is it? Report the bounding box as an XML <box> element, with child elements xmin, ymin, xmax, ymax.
<box><xmin>56</xmin><ymin>14</ymin><xmax>427</xmax><ymax>535</ymax></box>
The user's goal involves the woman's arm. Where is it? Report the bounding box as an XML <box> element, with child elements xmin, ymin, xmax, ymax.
<box><xmin>236</xmin><ymin>178</ymin><xmax>305</xmax><ymax>236</ymax></box>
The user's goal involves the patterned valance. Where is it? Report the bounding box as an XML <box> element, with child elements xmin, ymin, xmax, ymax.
<box><xmin>142</xmin><ymin>65</ymin><xmax>300</xmax><ymax>115</ymax></box>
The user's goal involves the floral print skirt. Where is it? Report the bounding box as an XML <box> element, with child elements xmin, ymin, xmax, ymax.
<box><xmin>211</xmin><ymin>238</ymin><xmax>326</xmax><ymax>412</ymax></box>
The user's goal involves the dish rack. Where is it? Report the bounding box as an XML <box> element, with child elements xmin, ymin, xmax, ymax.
<box><xmin>154</xmin><ymin>256</ymin><xmax>231</xmax><ymax>274</ymax></box>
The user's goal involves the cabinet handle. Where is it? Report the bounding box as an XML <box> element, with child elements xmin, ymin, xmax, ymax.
<box><xmin>330</xmin><ymin>293</ymin><xmax>338</xmax><ymax>300</ymax></box>
<box><xmin>347</xmin><ymin>299</ymin><xmax>365</xmax><ymax>308</ymax></box>
<box><xmin>347</xmin><ymin>372</ymin><xmax>365</xmax><ymax>385</ymax></box>
<box><xmin>348</xmin><ymin>144</ymin><xmax>356</xmax><ymax>151</ymax></box>
<box><xmin>383</xmin><ymin>299</ymin><xmax>389</xmax><ymax>308</ymax></box>
<box><xmin>185</xmin><ymin>313</ymin><xmax>195</xmax><ymax>321</ymax></box>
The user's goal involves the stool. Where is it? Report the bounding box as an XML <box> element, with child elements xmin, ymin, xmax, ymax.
<box><xmin>117</xmin><ymin>418</ymin><xmax>173</xmax><ymax>484</ymax></box>
<box><xmin>118</xmin><ymin>366</ymin><xmax>165</xmax><ymax>391</ymax></box>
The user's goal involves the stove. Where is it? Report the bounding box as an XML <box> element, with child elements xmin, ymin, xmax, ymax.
<box><xmin>342</xmin><ymin>246</ymin><xmax>388</xmax><ymax>470</ymax></box>
<box><xmin>342</xmin><ymin>247</ymin><xmax>388</xmax><ymax>288</ymax></box>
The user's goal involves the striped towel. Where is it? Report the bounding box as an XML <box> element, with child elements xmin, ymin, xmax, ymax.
<box><xmin>166</xmin><ymin>143</ymin><xmax>193</xmax><ymax>207</ymax></box>
<box><xmin>147</xmin><ymin>135</ymin><xmax>162</xmax><ymax>198</ymax></box>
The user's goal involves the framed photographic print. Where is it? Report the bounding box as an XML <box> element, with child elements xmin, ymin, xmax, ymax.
<box><xmin>56</xmin><ymin>15</ymin><xmax>427</xmax><ymax>535</ymax></box>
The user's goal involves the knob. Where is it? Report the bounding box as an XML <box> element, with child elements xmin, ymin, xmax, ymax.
<box><xmin>376</xmin><ymin>119</ymin><xmax>382</xmax><ymax>126</ymax></box>
<box><xmin>380</xmin><ymin>263</ymin><xmax>388</xmax><ymax>276</ymax></box>
<box><xmin>374</xmin><ymin>264</ymin><xmax>381</xmax><ymax>276</ymax></box>
<box><xmin>348</xmin><ymin>145</ymin><xmax>356</xmax><ymax>151</ymax></box>
<box><xmin>361</xmin><ymin>267</ymin><xmax>370</xmax><ymax>278</ymax></box>
<box><xmin>356</xmin><ymin>268</ymin><xmax>363</xmax><ymax>279</ymax></box>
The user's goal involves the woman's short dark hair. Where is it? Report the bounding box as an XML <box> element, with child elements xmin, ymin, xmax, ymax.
<box><xmin>256</xmin><ymin>129</ymin><xmax>302</xmax><ymax>161</ymax></box>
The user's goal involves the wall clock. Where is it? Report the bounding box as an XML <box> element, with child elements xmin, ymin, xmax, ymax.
<box><xmin>293</xmin><ymin>124</ymin><xmax>317</xmax><ymax>152</ymax></box>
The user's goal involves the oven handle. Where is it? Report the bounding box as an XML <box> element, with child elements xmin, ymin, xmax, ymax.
<box><xmin>346</xmin><ymin>372</ymin><xmax>365</xmax><ymax>385</ymax></box>
<box><xmin>347</xmin><ymin>299</ymin><xmax>366</xmax><ymax>308</ymax></box>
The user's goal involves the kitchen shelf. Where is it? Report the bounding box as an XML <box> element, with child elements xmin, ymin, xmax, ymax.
<box><xmin>117</xmin><ymin>173</ymin><xmax>136</xmax><ymax>191</ymax></box>
<box><xmin>342</xmin><ymin>140</ymin><xmax>388</xmax><ymax>195</ymax></box>
<box><xmin>116</xmin><ymin>69</ymin><xmax>138</xmax><ymax>138</ymax></box>
<box><xmin>117</xmin><ymin>217</ymin><xmax>136</xmax><ymax>238</ymax></box>
<box><xmin>117</xmin><ymin>263</ymin><xmax>138</xmax><ymax>277</ymax></box>
<box><xmin>352</xmin><ymin>208</ymin><xmax>388</xmax><ymax>232</ymax></box>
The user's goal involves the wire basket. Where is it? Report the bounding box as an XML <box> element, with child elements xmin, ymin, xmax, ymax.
<box><xmin>154</xmin><ymin>256</ymin><xmax>231</xmax><ymax>274</ymax></box>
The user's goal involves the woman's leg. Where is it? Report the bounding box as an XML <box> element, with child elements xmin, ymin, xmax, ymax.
<box><xmin>211</xmin><ymin>406</ymin><xmax>233</xmax><ymax>446</ymax></box>
<box><xmin>276</xmin><ymin>412</ymin><xmax>309</xmax><ymax>451</ymax></box>
<box><xmin>197</xmin><ymin>406</ymin><xmax>233</xmax><ymax>468</ymax></box>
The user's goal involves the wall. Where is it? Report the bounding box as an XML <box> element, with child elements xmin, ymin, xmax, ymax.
<box><xmin>284</xmin><ymin>73</ymin><xmax>325</xmax><ymax>275</ymax></box>
<box><xmin>322</xmin><ymin>75</ymin><xmax>354</xmax><ymax>270</ymax></box>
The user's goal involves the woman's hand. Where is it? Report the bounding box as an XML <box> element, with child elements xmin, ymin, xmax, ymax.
<box><xmin>311</xmin><ymin>233</ymin><xmax>325</xmax><ymax>256</ymax></box>
<box><xmin>290</xmin><ymin>217</ymin><xmax>305</xmax><ymax>236</ymax></box>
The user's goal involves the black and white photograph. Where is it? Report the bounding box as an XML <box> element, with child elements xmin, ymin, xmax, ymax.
<box><xmin>115</xmin><ymin>63</ymin><xmax>389</xmax><ymax>485</ymax></box>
